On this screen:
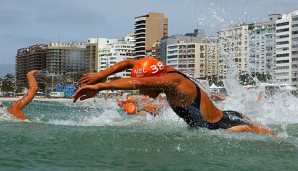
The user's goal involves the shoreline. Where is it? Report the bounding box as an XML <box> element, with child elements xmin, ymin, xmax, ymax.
<box><xmin>0</xmin><ymin>97</ymin><xmax>103</xmax><ymax>103</ymax></box>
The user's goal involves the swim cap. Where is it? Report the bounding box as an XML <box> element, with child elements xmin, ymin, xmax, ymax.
<box><xmin>131</xmin><ymin>58</ymin><xmax>164</xmax><ymax>78</ymax></box>
<box><xmin>0</xmin><ymin>102</ymin><xmax>3</xmax><ymax>107</ymax></box>
<box><xmin>123</xmin><ymin>103</ymin><xmax>137</xmax><ymax>115</ymax></box>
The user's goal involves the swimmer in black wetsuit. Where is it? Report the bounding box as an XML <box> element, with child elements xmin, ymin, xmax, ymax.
<box><xmin>168</xmin><ymin>71</ymin><xmax>250</xmax><ymax>129</ymax></box>
<box><xmin>73</xmin><ymin>58</ymin><xmax>276</xmax><ymax>136</ymax></box>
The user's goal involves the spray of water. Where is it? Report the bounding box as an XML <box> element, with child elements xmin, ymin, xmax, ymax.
<box><xmin>183</xmin><ymin>0</ymin><xmax>298</xmax><ymax>138</ymax></box>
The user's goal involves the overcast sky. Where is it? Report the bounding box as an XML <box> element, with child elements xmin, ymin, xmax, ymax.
<box><xmin>0</xmin><ymin>0</ymin><xmax>297</xmax><ymax>67</ymax></box>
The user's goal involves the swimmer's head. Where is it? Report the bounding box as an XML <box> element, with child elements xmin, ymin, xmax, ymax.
<box><xmin>131</xmin><ymin>58</ymin><xmax>165</xmax><ymax>78</ymax></box>
<box><xmin>123</xmin><ymin>103</ymin><xmax>137</xmax><ymax>115</ymax></box>
<box><xmin>0</xmin><ymin>102</ymin><xmax>3</xmax><ymax>108</ymax></box>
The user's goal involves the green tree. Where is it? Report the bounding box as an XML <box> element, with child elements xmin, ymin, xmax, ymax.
<box><xmin>1</xmin><ymin>74</ymin><xmax>15</xmax><ymax>92</ymax></box>
<box><xmin>238</xmin><ymin>73</ymin><xmax>255</xmax><ymax>85</ymax></box>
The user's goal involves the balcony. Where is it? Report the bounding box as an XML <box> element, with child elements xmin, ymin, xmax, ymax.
<box><xmin>134</xmin><ymin>34</ymin><xmax>146</xmax><ymax>39</ymax></box>
<box><xmin>135</xmin><ymin>27</ymin><xmax>146</xmax><ymax>31</ymax></box>
<box><xmin>276</xmin><ymin>44</ymin><xmax>290</xmax><ymax>49</ymax></box>
<box><xmin>275</xmin><ymin>69</ymin><xmax>290</xmax><ymax>73</ymax></box>
<box><xmin>292</xmin><ymin>27</ymin><xmax>298</xmax><ymax>32</ymax></box>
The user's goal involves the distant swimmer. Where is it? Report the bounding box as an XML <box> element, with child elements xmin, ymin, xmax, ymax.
<box><xmin>74</xmin><ymin>58</ymin><xmax>276</xmax><ymax>136</ymax></box>
<box><xmin>123</xmin><ymin>103</ymin><xmax>159</xmax><ymax>117</ymax></box>
<box><xmin>118</xmin><ymin>95</ymin><xmax>164</xmax><ymax>116</ymax></box>
<box><xmin>1</xmin><ymin>70</ymin><xmax>39</xmax><ymax>122</ymax></box>
<box><xmin>116</xmin><ymin>95</ymin><xmax>138</xmax><ymax>108</ymax></box>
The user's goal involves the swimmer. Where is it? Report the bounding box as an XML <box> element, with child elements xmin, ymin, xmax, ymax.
<box><xmin>116</xmin><ymin>95</ymin><xmax>138</xmax><ymax>108</ymax></box>
<box><xmin>117</xmin><ymin>95</ymin><xmax>154</xmax><ymax>108</ymax></box>
<box><xmin>74</xmin><ymin>58</ymin><xmax>276</xmax><ymax>136</ymax></box>
<box><xmin>2</xmin><ymin>70</ymin><xmax>39</xmax><ymax>122</ymax></box>
<box><xmin>118</xmin><ymin>95</ymin><xmax>163</xmax><ymax>116</ymax></box>
<box><xmin>123</xmin><ymin>103</ymin><xmax>158</xmax><ymax>117</ymax></box>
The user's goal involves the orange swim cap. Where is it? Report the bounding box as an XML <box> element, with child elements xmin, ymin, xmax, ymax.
<box><xmin>123</xmin><ymin>103</ymin><xmax>137</xmax><ymax>115</ymax></box>
<box><xmin>131</xmin><ymin>58</ymin><xmax>164</xmax><ymax>78</ymax></box>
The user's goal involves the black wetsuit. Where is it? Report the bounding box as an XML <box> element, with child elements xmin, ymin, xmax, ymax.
<box><xmin>168</xmin><ymin>72</ymin><xmax>249</xmax><ymax>130</ymax></box>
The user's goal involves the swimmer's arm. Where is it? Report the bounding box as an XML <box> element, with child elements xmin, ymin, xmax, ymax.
<box><xmin>137</xmin><ymin>110</ymin><xmax>158</xmax><ymax>116</ymax></box>
<box><xmin>73</xmin><ymin>74</ymin><xmax>181</xmax><ymax>102</ymax></box>
<box><xmin>8</xmin><ymin>70</ymin><xmax>38</xmax><ymax>119</ymax></box>
<box><xmin>153</xmin><ymin>104</ymin><xmax>165</xmax><ymax>108</ymax></box>
<box><xmin>97</xmin><ymin>74</ymin><xmax>181</xmax><ymax>90</ymax></box>
<box><xmin>77</xmin><ymin>60</ymin><xmax>137</xmax><ymax>86</ymax></box>
<box><xmin>140</xmin><ymin>99</ymin><xmax>154</xmax><ymax>105</ymax></box>
<box><xmin>136</xmin><ymin>111</ymin><xmax>149</xmax><ymax>116</ymax></box>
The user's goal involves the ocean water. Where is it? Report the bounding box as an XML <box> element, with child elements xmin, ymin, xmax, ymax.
<box><xmin>0</xmin><ymin>91</ymin><xmax>298</xmax><ymax>171</ymax></box>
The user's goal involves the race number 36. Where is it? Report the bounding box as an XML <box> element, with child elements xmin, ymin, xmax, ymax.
<box><xmin>150</xmin><ymin>62</ymin><xmax>164</xmax><ymax>74</ymax></box>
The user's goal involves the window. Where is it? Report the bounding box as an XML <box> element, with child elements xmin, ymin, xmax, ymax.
<box><xmin>276</xmin><ymin>22</ymin><xmax>289</xmax><ymax>27</ymax></box>
<box><xmin>276</xmin><ymin>28</ymin><xmax>289</xmax><ymax>33</ymax></box>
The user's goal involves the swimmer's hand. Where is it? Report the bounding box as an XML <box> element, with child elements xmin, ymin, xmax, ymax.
<box><xmin>73</xmin><ymin>84</ymin><xmax>100</xmax><ymax>102</ymax></box>
<box><xmin>27</xmin><ymin>70</ymin><xmax>39</xmax><ymax>76</ymax></box>
<box><xmin>77</xmin><ymin>72</ymin><xmax>104</xmax><ymax>86</ymax></box>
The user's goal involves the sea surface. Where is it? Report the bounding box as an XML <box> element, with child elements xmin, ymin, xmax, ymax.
<box><xmin>0</xmin><ymin>91</ymin><xmax>298</xmax><ymax>171</ymax></box>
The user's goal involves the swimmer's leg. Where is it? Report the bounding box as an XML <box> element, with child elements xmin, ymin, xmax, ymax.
<box><xmin>226</xmin><ymin>125</ymin><xmax>251</xmax><ymax>133</ymax></box>
<box><xmin>227</xmin><ymin>124</ymin><xmax>276</xmax><ymax>136</ymax></box>
<box><xmin>248</xmin><ymin>123</ymin><xmax>276</xmax><ymax>136</ymax></box>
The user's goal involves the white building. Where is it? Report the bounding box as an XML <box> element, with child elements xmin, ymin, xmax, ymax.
<box><xmin>217</xmin><ymin>24</ymin><xmax>249</xmax><ymax>80</ymax></box>
<box><xmin>166</xmin><ymin>42</ymin><xmax>217</xmax><ymax>79</ymax></box>
<box><xmin>98</xmin><ymin>34</ymin><xmax>135</xmax><ymax>80</ymax></box>
<box><xmin>248</xmin><ymin>14</ymin><xmax>281</xmax><ymax>77</ymax></box>
<box><xmin>86</xmin><ymin>38</ymin><xmax>118</xmax><ymax>72</ymax></box>
<box><xmin>275</xmin><ymin>10</ymin><xmax>298</xmax><ymax>89</ymax></box>
<box><xmin>47</xmin><ymin>42</ymin><xmax>87</xmax><ymax>75</ymax></box>
<box><xmin>87</xmin><ymin>38</ymin><xmax>118</xmax><ymax>47</ymax></box>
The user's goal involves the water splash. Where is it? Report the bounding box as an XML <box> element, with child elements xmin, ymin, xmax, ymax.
<box><xmin>182</xmin><ymin>0</ymin><xmax>298</xmax><ymax>135</ymax></box>
<box><xmin>184</xmin><ymin>0</ymin><xmax>230</xmax><ymax>29</ymax></box>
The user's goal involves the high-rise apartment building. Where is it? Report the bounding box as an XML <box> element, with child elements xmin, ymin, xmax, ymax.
<box><xmin>86</xmin><ymin>38</ymin><xmax>118</xmax><ymax>72</ymax></box>
<box><xmin>15</xmin><ymin>44</ymin><xmax>47</xmax><ymax>88</ymax></box>
<box><xmin>46</xmin><ymin>42</ymin><xmax>87</xmax><ymax>75</ymax></box>
<box><xmin>161</xmin><ymin>29</ymin><xmax>207</xmax><ymax>63</ymax></box>
<box><xmin>217</xmin><ymin>24</ymin><xmax>249</xmax><ymax>80</ymax></box>
<box><xmin>86</xmin><ymin>40</ymin><xmax>98</xmax><ymax>73</ymax></box>
<box><xmin>134</xmin><ymin>12</ymin><xmax>168</xmax><ymax>59</ymax></box>
<box><xmin>248</xmin><ymin>14</ymin><xmax>281</xmax><ymax>77</ymax></box>
<box><xmin>98</xmin><ymin>34</ymin><xmax>135</xmax><ymax>80</ymax></box>
<box><xmin>166</xmin><ymin>42</ymin><xmax>217</xmax><ymax>79</ymax></box>
<box><xmin>275</xmin><ymin>10</ymin><xmax>298</xmax><ymax>89</ymax></box>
